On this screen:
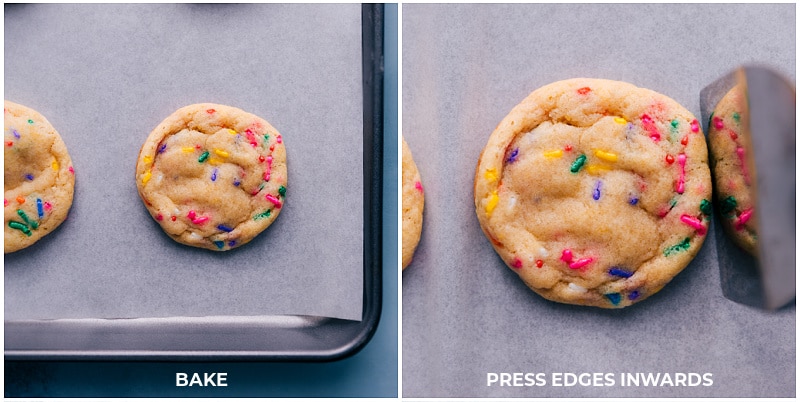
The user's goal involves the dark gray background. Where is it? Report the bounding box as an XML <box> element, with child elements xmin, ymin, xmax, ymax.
<box><xmin>402</xmin><ymin>3</ymin><xmax>795</xmax><ymax>398</ymax></box>
<box><xmin>5</xmin><ymin>3</ymin><xmax>363</xmax><ymax>321</ymax></box>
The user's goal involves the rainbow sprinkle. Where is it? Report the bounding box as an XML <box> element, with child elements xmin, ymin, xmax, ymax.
<box><xmin>507</xmin><ymin>148</ymin><xmax>520</xmax><ymax>163</ymax></box>
<box><xmin>699</xmin><ymin>199</ymin><xmax>712</xmax><ymax>215</ymax></box>
<box><xmin>569</xmin><ymin>257</ymin><xmax>594</xmax><ymax>270</ymax></box>
<box><xmin>217</xmin><ymin>224</ymin><xmax>233</xmax><ymax>232</ymax></box>
<box><xmin>629</xmin><ymin>196</ymin><xmax>639</xmax><ymax>206</ymax></box>
<box><xmin>198</xmin><ymin>151</ymin><xmax>210</xmax><ymax>163</ymax></box>
<box><xmin>609</xmin><ymin>267</ymin><xmax>633</xmax><ymax>278</ymax></box>
<box><xmin>570</xmin><ymin>154</ymin><xmax>587</xmax><ymax>173</ymax></box>
<box><xmin>279</xmin><ymin>185</ymin><xmax>287</xmax><ymax>197</ymax></box>
<box><xmin>560</xmin><ymin>249</ymin><xmax>573</xmax><ymax>263</ymax></box>
<box><xmin>485</xmin><ymin>190</ymin><xmax>499</xmax><ymax>216</ymax></box>
<box><xmin>614</xmin><ymin>117</ymin><xmax>627</xmax><ymax>124</ymax></box>
<box><xmin>628</xmin><ymin>290</ymin><xmax>640</xmax><ymax>300</ymax></box>
<box><xmin>680</xmin><ymin>214</ymin><xmax>707</xmax><ymax>235</ymax></box>
<box><xmin>8</xmin><ymin>221</ymin><xmax>31</xmax><ymax>236</ymax></box>
<box><xmin>213</xmin><ymin>240</ymin><xmax>225</xmax><ymax>249</ymax></box>
<box><xmin>664</xmin><ymin>237</ymin><xmax>691</xmax><ymax>256</ymax></box>
<box><xmin>675</xmin><ymin>153</ymin><xmax>686</xmax><ymax>194</ymax></box>
<box><xmin>585</xmin><ymin>165</ymin><xmax>610</xmax><ymax>175</ymax></box>
<box><xmin>36</xmin><ymin>198</ymin><xmax>44</xmax><ymax>218</ymax></box>
<box><xmin>605</xmin><ymin>293</ymin><xmax>622</xmax><ymax>305</ymax></box>
<box><xmin>266</xmin><ymin>194</ymin><xmax>282</xmax><ymax>208</ymax></box>
<box><xmin>544</xmin><ymin>150</ymin><xmax>563</xmax><ymax>158</ymax></box>
<box><xmin>690</xmin><ymin>119</ymin><xmax>699</xmax><ymax>133</ymax></box>
<box><xmin>253</xmin><ymin>209</ymin><xmax>271</xmax><ymax>221</ymax></box>
<box><xmin>592</xmin><ymin>180</ymin><xmax>602</xmax><ymax>200</ymax></box>
<box><xmin>17</xmin><ymin>209</ymin><xmax>38</xmax><ymax>229</ymax></box>
<box><xmin>594</xmin><ymin>149</ymin><xmax>618</xmax><ymax>163</ymax></box>
<box><xmin>720</xmin><ymin>195</ymin><xmax>737</xmax><ymax>215</ymax></box>
<box><xmin>735</xmin><ymin>208</ymin><xmax>753</xmax><ymax>230</ymax></box>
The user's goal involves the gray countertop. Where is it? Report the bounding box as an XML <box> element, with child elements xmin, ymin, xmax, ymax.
<box><xmin>402</xmin><ymin>3</ymin><xmax>795</xmax><ymax>398</ymax></box>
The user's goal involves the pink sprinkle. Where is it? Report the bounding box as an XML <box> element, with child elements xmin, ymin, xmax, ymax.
<box><xmin>3</xmin><ymin>199</ymin><xmax>6</xmax><ymax>206</ymax></box>
<box><xmin>511</xmin><ymin>257</ymin><xmax>523</xmax><ymax>269</ymax></box>
<box><xmin>713</xmin><ymin>116</ymin><xmax>724</xmax><ymax>130</ymax></box>
<box><xmin>735</xmin><ymin>208</ymin><xmax>753</xmax><ymax>231</ymax></box>
<box><xmin>266</xmin><ymin>194</ymin><xmax>282</xmax><ymax>208</ymax></box>
<box><xmin>680</xmin><ymin>214</ymin><xmax>707</xmax><ymax>235</ymax></box>
<box><xmin>560</xmin><ymin>249</ymin><xmax>573</xmax><ymax>263</ymax></box>
<box><xmin>736</xmin><ymin>146</ymin><xmax>751</xmax><ymax>185</ymax></box>
<box><xmin>156</xmin><ymin>213</ymin><xmax>163</xmax><ymax>221</ymax></box>
<box><xmin>690</xmin><ymin>119</ymin><xmax>699</xmax><ymax>133</ymax></box>
<box><xmin>569</xmin><ymin>257</ymin><xmax>594</xmax><ymax>270</ymax></box>
<box><xmin>206</xmin><ymin>108</ymin><xmax>216</xmax><ymax>114</ymax></box>
<box><xmin>187</xmin><ymin>210</ymin><xmax>196</xmax><ymax>220</ymax></box>
<box><xmin>68</xmin><ymin>166</ymin><xmax>74</xmax><ymax>174</ymax></box>
<box><xmin>641</xmin><ymin>114</ymin><xmax>661</xmax><ymax>142</ymax></box>
<box><xmin>676</xmin><ymin>153</ymin><xmax>686</xmax><ymax>194</ymax></box>
<box><xmin>44</xmin><ymin>202</ymin><xmax>52</xmax><ymax>211</ymax></box>
<box><xmin>192</xmin><ymin>216</ymin><xmax>209</xmax><ymax>225</ymax></box>
<box><xmin>276</xmin><ymin>135</ymin><xmax>282</xmax><ymax>144</ymax></box>
<box><xmin>415</xmin><ymin>181</ymin><xmax>424</xmax><ymax>192</ymax></box>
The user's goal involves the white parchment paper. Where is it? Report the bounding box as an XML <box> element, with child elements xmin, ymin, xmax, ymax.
<box><xmin>402</xmin><ymin>3</ymin><xmax>795</xmax><ymax>398</ymax></box>
<box><xmin>5</xmin><ymin>3</ymin><xmax>364</xmax><ymax>321</ymax></box>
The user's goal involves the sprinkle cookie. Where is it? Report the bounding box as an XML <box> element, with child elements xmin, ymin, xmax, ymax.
<box><xmin>136</xmin><ymin>103</ymin><xmax>287</xmax><ymax>251</ymax></box>
<box><xmin>708</xmin><ymin>86</ymin><xmax>757</xmax><ymax>255</ymax></box>
<box><xmin>474</xmin><ymin>79</ymin><xmax>712</xmax><ymax>308</ymax></box>
<box><xmin>402</xmin><ymin>136</ymin><xmax>424</xmax><ymax>270</ymax></box>
<box><xmin>4</xmin><ymin>101</ymin><xmax>75</xmax><ymax>253</ymax></box>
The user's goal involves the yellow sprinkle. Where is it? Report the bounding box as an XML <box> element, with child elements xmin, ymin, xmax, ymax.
<box><xmin>51</xmin><ymin>160</ymin><xmax>59</xmax><ymax>171</ymax></box>
<box><xmin>543</xmin><ymin>150</ymin><xmax>563</xmax><ymax>158</ymax></box>
<box><xmin>142</xmin><ymin>170</ymin><xmax>152</xmax><ymax>185</ymax></box>
<box><xmin>484</xmin><ymin>168</ymin><xmax>498</xmax><ymax>182</ymax></box>
<box><xmin>182</xmin><ymin>147</ymin><xmax>195</xmax><ymax>153</ymax></box>
<box><xmin>208</xmin><ymin>157</ymin><xmax>222</xmax><ymax>165</ymax></box>
<box><xmin>594</xmin><ymin>149</ymin><xmax>618</xmax><ymax>163</ymax></box>
<box><xmin>143</xmin><ymin>155</ymin><xmax>153</xmax><ymax>164</ymax></box>
<box><xmin>614</xmin><ymin>117</ymin><xmax>627</xmax><ymax>124</ymax></box>
<box><xmin>485</xmin><ymin>190</ymin><xmax>499</xmax><ymax>216</ymax></box>
<box><xmin>214</xmin><ymin>149</ymin><xmax>230</xmax><ymax>158</ymax></box>
<box><xmin>586</xmin><ymin>165</ymin><xmax>611</xmax><ymax>175</ymax></box>
<box><xmin>228</xmin><ymin>129</ymin><xmax>237</xmax><ymax>135</ymax></box>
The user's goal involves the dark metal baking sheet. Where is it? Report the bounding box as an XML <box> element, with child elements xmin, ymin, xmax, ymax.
<box><xmin>5</xmin><ymin>3</ymin><xmax>383</xmax><ymax>361</ymax></box>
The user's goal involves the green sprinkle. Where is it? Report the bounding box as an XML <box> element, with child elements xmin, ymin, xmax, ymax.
<box><xmin>278</xmin><ymin>185</ymin><xmax>286</xmax><ymax>197</ymax></box>
<box><xmin>198</xmin><ymin>151</ymin><xmax>210</xmax><ymax>163</ymax></box>
<box><xmin>8</xmin><ymin>221</ymin><xmax>31</xmax><ymax>236</ymax></box>
<box><xmin>721</xmin><ymin>195</ymin><xmax>737</xmax><ymax>214</ymax></box>
<box><xmin>570</xmin><ymin>154</ymin><xmax>587</xmax><ymax>173</ymax></box>
<box><xmin>16</xmin><ymin>209</ymin><xmax>38</xmax><ymax>229</ymax></box>
<box><xmin>699</xmin><ymin>199</ymin><xmax>712</xmax><ymax>216</ymax></box>
<box><xmin>669</xmin><ymin>197</ymin><xmax>678</xmax><ymax>208</ymax></box>
<box><xmin>605</xmin><ymin>293</ymin><xmax>622</xmax><ymax>305</ymax></box>
<box><xmin>708</xmin><ymin>112</ymin><xmax>714</xmax><ymax>128</ymax></box>
<box><xmin>27</xmin><ymin>119</ymin><xmax>34</xmax><ymax>124</ymax></box>
<box><xmin>213</xmin><ymin>240</ymin><xmax>225</xmax><ymax>249</ymax></box>
<box><xmin>253</xmin><ymin>209</ymin><xmax>272</xmax><ymax>221</ymax></box>
<box><xmin>664</xmin><ymin>237</ymin><xmax>691</xmax><ymax>256</ymax></box>
<box><xmin>670</xmin><ymin>119</ymin><xmax>680</xmax><ymax>129</ymax></box>
<box><xmin>733</xmin><ymin>112</ymin><xmax>740</xmax><ymax>123</ymax></box>
<box><xmin>263</xmin><ymin>134</ymin><xmax>270</xmax><ymax>142</ymax></box>
<box><xmin>670</xmin><ymin>119</ymin><xmax>680</xmax><ymax>141</ymax></box>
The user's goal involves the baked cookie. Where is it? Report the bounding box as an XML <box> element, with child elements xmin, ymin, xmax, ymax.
<box><xmin>708</xmin><ymin>86</ymin><xmax>757</xmax><ymax>255</ymax></box>
<box><xmin>474</xmin><ymin>78</ymin><xmax>712</xmax><ymax>308</ymax></box>
<box><xmin>402</xmin><ymin>136</ymin><xmax>424</xmax><ymax>270</ymax></box>
<box><xmin>136</xmin><ymin>103</ymin><xmax>287</xmax><ymax>251</ymax></box>
<box><xmin>4</xmin><ymin>101</ymin><xmax>75</xmax><ymax>253</ymax></box>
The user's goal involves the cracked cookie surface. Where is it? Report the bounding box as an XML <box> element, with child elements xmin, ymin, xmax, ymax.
<box><xmin>474</xmin><ymin>78</ymin><xmax>711</xmax><ymax>308</ymax></box>
<box><xmin>136</xmin><ymin>103</ymin><xmax>287</xmax><ymax>251</ymax></box>
<box><xmin>4</xmin><ymin>100</ymin><xmax>75</xmax><ymax>253</ymax></box>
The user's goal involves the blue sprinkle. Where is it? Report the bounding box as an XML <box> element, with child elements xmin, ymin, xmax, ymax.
<box><xmin>217</xmin><ymin>224</ymin><xmax>233</xmax><ymax>232</ymax></box>
<box><xmin>628</xmin><ymin>290</ymin><xmax>640</xmax><ymax>300</ymax></box>
<box><xmin>211</xmin><ymin>168</ymin><xmax>218</xmax><ymax>182</ymax></box>
<box><xmin>228</xmin><ymin>240</ymin><xmax>237</xmax><ymax>247</ymax></box>
<box><xmin>609</xmin><ymin>267</ymin><xmax>633</xmax><ymax>278</ymax></box>
<box><xmin>213</xmin><ymin>240</ymin><xmax>225</xmax><ymax>249</ymax></box>
<box><xmin>629</xmin><ymin>196</ymin><xmax>639</xmax><ymax>206</ymax></box>
<box><xmin>507</xmin><ymin>147</ymin><xmax>519</xmax><ymax>163</ymax></box>
<box><xmin>592</xmin><ymin>180</ymin><xmax>602</xmax><ymax>200</ymax></box>
<box><xmin>12</xmin><ymin>129</ymin><xmax>20</xmax><ymax>139</ymax></box>
<box><xmin>158</xmin><ymin>143</ymin><xmax>167</xmax><ymax>153</ymax></box>
<box><xmin>233</xmin><ymin>178</ymin><xmax>241</xmax><ymax>187</ymax></box>
<box><xmin>25</xmin><ymin>173</ymin><xmax>34</xmax><ymax>181</ymax></box>
<box><xmin>605</xmin><ymin>293</ymin><xmax>622</xmax><ymax>305</ymax></box>
<box><xmin>36</xmin><ymin>198</ymin><xmax>44</xmax><ymax>218</ymax></box>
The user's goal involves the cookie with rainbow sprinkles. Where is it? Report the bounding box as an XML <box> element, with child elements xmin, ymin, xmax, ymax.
<box><xmin>474</xmin><ymin>78</ymin><xmax>712</xmax><ymax>308</ymax></box>
<box><xmin>136</xmin><ymin>103</ymin><xmax>286</xmax><ymax>251</ymax></box>
<box><xmin>402</xmin><ymin>136</ymin><xmax>424</xmax><ymax>270</ymax></box>
<box><xmin>4</xmin><ymin>101</ymin><xmax>75</xmax><ymax>253</ymax></box>
<box><xmin>708</xmin><ymin>86</ymin><xmax>757</xmax><ymax>255</ymax></box>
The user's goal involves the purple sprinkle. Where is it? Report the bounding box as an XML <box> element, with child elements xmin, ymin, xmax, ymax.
<box><xmin>629</xmin><ymin>196</ymin><xmax>639</xmax><ymax>206</ymax></box>
<box><xmin>217</xmin><ymin>224</ymin><xmax>233</xmax><ymax>232</ymax></box>
<box><xmin>609</xmin><ymin>267</ymin><xmax>633</xmax><ymax>278</ymax></box>
<box><xmin>158</xmin><ymin>143</ymin><xmax>167</xmax><ymax>153</ymax></box>
<box><xmin>592</xmin><ymin>180</ymin><xmax>602</xmax><ymax>200</ymax></box>
<box><xmin>506</xmin><ymin>147</ymin><xmax>519</xmax><ymax>163</ymax></box>
<box><xmin>228</xmin><ymin>240</ymin><xmax>237</xmax><ymax>247</ymax></box>
<box><xmin>628</xmin><ymin>290</ymin><xmax>640</xmax><ymax>300</ymax></box>
<box><xmin>233</xmin><ymin>178</ymin><xmax>241</xmax><ymax>187</ymax></box>
<box><xmin>12</xmin><ymin>129</ymin><xmax>20</xmax><ymax>139</ymax></box>
<box><xmin>24</xmin><ymin>173</ymin><xmax>34</xmax><ymax>181</ymax></box>
<box><xmin>211</xmin><ymin>168</ymin><xmax>218</xmax><ymax>182</ymax></box>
